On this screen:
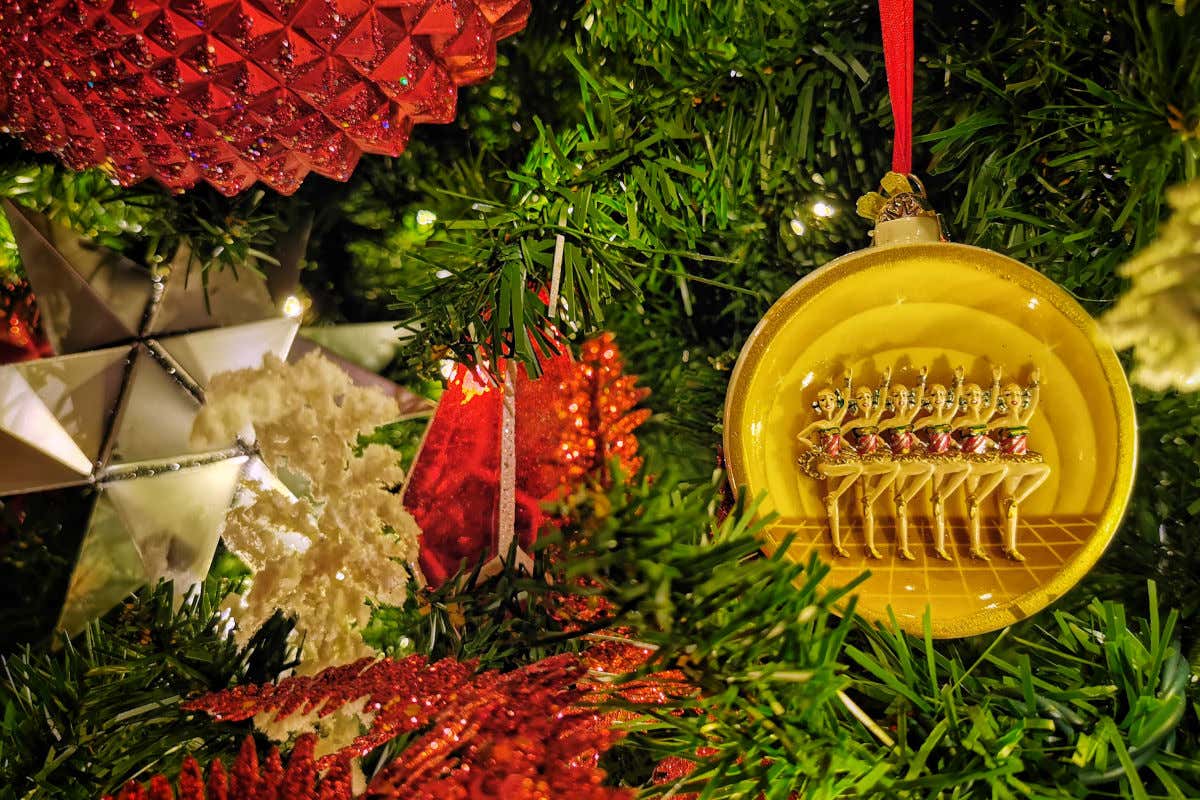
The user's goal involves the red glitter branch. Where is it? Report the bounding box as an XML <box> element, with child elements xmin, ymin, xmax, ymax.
<box><xmin>105</xmin><ymin>735</ymin><xmax>352</xmax><ymax>800</ymax></box>
<box><xmin>561</xmin><ymin>333</ymin><xmax>652</xmax><ymax>487</ymax></box>
<box><xmin>183</xmin><ymin>653</ymin><xmax>633</xmax><ymax>799</ymax></box>
<box><xmin>126</xmin><ymin>647</ymin><xmax>695</xmax><ymax>800</ymax></box>
<box><xmin>183</xmin><ymin>655</ymin><xmax>475</xmax><ymax>770</ymax></box>
<box><xmin>363</xmin><ymin>654</ymin><xmax>632</xmax><ymax>800</ymax></box>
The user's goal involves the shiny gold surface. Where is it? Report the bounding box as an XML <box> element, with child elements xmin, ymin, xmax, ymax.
<box><xmin>148</xmin><ymin>245</ymin><xmax>277</xmax><ymax>334</ymax></box>
<box><xmin>724</xmin><ymin>241</ymin><xmax>1137</xmax><ymax>637</ymax></box>
<box><xmin>0</xmin><ymin>366</ymin><xmax>92</xmax><ymax>479</ymax></box>
<box><xmin>9</xmin><ymin>347</ymin><xmax>130</xmax><ymax>462</ymax></box>
<box><xmin>56</xmin><ymin>492</ymin><xmax>145</xmax><ymax>636</ymax></box>
<box><xmin>0</xmin><ymin>202</ymin><xmax>290</xmax><ymax>633</ymax></box>
<box><xmin>0</xmin><ymin>203</ymin><xmax>300</xmax><ymax>494</ymax></box>
<box><xmin>107</xmin><ymin>346</ymin><xmax>205</xmax><ymax>465</ymax></box>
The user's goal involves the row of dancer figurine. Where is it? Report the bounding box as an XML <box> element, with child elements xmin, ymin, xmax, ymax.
<box><xmin>796</xmin><ymin>365</ymin><xmax>1051</xmax><ymax>562</ymax></box>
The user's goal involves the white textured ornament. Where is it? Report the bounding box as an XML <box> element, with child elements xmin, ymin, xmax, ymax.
<box><xmin>194</xmin><ymin>352</ymin><xmax>421</xmax><ymax>673</ymax></box>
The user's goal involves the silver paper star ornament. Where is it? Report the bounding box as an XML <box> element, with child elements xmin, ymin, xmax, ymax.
<box><xmin>0</xmin><ymin>200</ymin><xmax>298</xmax><ymax>633</ymax></box>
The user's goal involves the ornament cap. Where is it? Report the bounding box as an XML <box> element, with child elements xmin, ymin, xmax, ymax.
<box><xmin>873</xmin><ymin>215</ymin><xmax>943</xmax><ymax>246</ymax></box>
<box><xmin>858</xmin><ymin>172</ymin><xmax>946</xmax><ymax>245</ymax></box>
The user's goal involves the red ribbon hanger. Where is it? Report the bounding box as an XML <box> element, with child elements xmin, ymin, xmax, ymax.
<box><xmin>878</xmin><ymin>0</ymin><xmax>914</xmax><ymax>174</ymax></box>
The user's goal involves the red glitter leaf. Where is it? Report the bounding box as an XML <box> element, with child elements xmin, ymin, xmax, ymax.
<box><xmin>103</xmin><ymin>735</ymin><xmax>347</xmax><ymax>800</ymax></box>
<box><xmin>566</xmin><ymin>332</ymin><xmax>652</xmax><ymax>485</ymax></box>
<box><xmin>184</xmin><ymin>655</ymin><xmax>476</xmax><ymax>770</ymax></box>
<box><xmin>362</xmin><ymin>654</ymin><xmax>633</xmax><ymax>800</ymax></box>
<box><xmin>182</xmin><ymin>654</ymin><xmax>632</xmax><ymax>800</ymax></box>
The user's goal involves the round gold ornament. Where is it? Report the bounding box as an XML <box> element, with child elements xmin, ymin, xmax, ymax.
<box><xmin>724</xmin><ymin>183</ymin><xmax>1136</xmax><ymax>638</ymax></box>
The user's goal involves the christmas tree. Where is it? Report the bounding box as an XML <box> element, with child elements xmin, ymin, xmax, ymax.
<box><xmin>2</xmin><ymin>0</ymin><xmax>1200</xmax><ymax>798</ymax></box>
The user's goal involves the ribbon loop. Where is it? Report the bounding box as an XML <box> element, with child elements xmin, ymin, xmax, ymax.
<box><xmin>878</xmin><ymin>0</ymin><xmax>914</xmax><ymax>175</ymax></box>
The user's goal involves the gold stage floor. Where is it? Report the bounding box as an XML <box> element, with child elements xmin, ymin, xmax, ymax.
<box><xmin>762</xmin><ymin>515</ymin><xmax>1096</xmax><ymax>625</ymax></box>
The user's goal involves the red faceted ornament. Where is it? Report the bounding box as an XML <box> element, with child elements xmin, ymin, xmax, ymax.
<box><xmin>403</xmin><ymin>347</ymin><xmax>579</xmax><ymax>586</ymax></box>
<box><xmin>0</xmin><ymin>0</ymin><xmax>529</xmax><ymax>195</ymax></box>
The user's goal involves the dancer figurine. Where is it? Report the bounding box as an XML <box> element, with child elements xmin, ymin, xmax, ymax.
<box><xmin>879</xmin><ymin>368</ymin><xmax>935</xmax><ymax>559</ymax></box>
<box><xmin>795</xmin><ymin>362</ymin><xmax>1051</xmax><ymax>563</ymax></box>
<box><xmin>989</xmin><ymin>369</ymin><xmax>1051</xmax><ymax>561</ymax></box>
<box><xmin>796</xmin><ymin>371</ymin><xmax>863</xmax><ymax>556</ymax></box>
<box><xmin>844</xmin><ymin>368</ymin><xmax>902</xmax><ymax>558</ymax></box>
<box><xmin>913</xmin><ymin>377</ymin><xmax>970</xmax><ymax>559</ymax></box>
<box><xmin>951</xmin><ymin>366</ymin><xmax>1010</xmax><ymax>560</ymax></box>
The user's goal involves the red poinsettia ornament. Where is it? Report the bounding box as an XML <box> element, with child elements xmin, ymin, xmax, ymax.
<box><xmin>0</xmin><ymin>0</ymin><xmax>529</xmax><ymax>195</ymax></box>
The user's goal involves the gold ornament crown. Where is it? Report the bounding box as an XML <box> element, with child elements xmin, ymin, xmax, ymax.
<box><xmin>857</xmin><ymin>172</ymin><xmax>947</xmax><ymax>245</ymax></box>
<box><xmin>856</xmin><ymin>171</ymin><xmax>941</xmax><ymax>223</ymax></box>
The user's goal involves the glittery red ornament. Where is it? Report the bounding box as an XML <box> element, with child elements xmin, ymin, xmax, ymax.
<box><xmin>405</xmin><ymin>334</ymin><xmax>649</xmax><ymax>586</ymax></box>
<box><xmin>0</xmin><ymin>0</ymin><xmax>529</xmax><ymax>196</ymax></box>
<box><xmin>105</xmin><ymin>734</ymin><xmax>352</xmax><ymax>800</ymax></box>
<box><xmin>402</xmin><ymin>348</ymin><xmax>573</xmax><ymax>585</ymax></box>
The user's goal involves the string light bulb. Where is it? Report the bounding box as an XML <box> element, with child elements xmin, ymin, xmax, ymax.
<box><xmin>812</xmin><ymin>200</ymin><xmax>836</xmax><ymax>218</ymax></box>
<box><xmin>281</xmin><ymin>294</ymin><xmax>304</xmax><ymax>318</ymax></box>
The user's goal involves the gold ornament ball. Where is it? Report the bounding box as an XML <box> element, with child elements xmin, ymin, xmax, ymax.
<box><xmin>724</xmin><ymin>208</ymin><xmax>1137</xmax><ymax>638</ymax></box>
